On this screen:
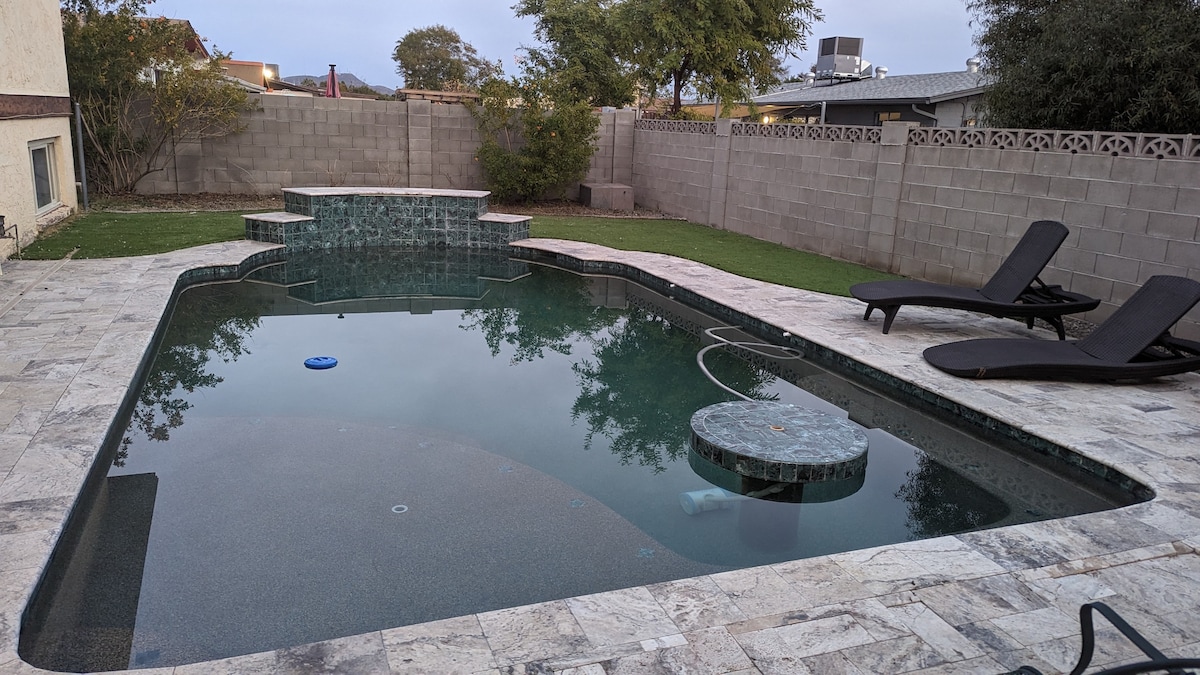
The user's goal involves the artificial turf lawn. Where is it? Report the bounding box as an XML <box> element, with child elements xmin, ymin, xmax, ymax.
<box><xmin>19</xmin><ymin>210</ymin><xmax>247</xmax><ymax>260</ymax></box>
<box><xmin>530</xmin><ymin>216</ymin><xmax>898</xmax><ymax>296</ymax></box>
<box><xmin>20</xmin><ymin>210</ymin><xmax>899</xmax><ymax>295</ymax></box>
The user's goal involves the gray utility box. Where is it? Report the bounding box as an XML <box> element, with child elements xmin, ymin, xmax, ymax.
<box><xmin>579</xmin><ymin>183</ymin><xmax>634</xmax><ymax>211</ymax></box>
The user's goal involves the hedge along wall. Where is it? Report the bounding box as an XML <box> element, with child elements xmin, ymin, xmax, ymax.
<box><xmin>140</xmin><ymin>94</ymin><xmax>631</xmax><ymax>198</ymax></box>
<box><xmin>633</xmin><ymin>120</ymin><xmax>1200</xmax><ymax>339</ymax></box>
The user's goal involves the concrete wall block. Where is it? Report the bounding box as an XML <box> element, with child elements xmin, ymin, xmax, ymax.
<box><xmin>1053</xmin><ymin>247</ymin><xmax>1097</xmax><ymax>275</ymax></box>
<box><xmin>1165</xmin><ymin>239</ymin><xmax>1200</xmax><ymax>269</ymax></box>
<box><xmin>923</xmin><ymin>166</ymin><xmax>954</xmax><ymax>187</ymax></box>
<box><xmin>301</xmin><ymin>133</ymin><xmax>330</xmax><ymax>148</ymax></box>
<box><xmin>1077</xmin><ymin>226</ymin><xmax>1124</xmax><ymax>255</ymax></box>
<box><xmin>1046</xmin><ymin>176</ymin><xmax>1089</xmax><ymax>201</ymax></box>
<box><xmin>924</xmin><ymin>263</ymin><xmax>955</xmax><ymax>285</ymax></box>
<box><xmin>299</xmin><ymin>109</ymin><xmax>327</xmax><ymax>124</ymax></box>
<box><xmin>1063</xmin><ymin>200</ymin><xmax>1106</xmax><ymax>228</ymax></box>
<box><xmin>1127</xmin><ymin>184</ymin><xmax>1178</xmax><ymax>212</ymax></box>
<box><xmin>1101</xmin><ymin>206</ymin><xmax>1149</xmax><ymax>235</ymax></box>
<box><xmin>1109</xmin><ymin>156</ymin><xmax>1159</xmax><ymax>184</ymax></box>
<box><xmin>1118</xmin><ymin>232</ymin><xmax>1169</xmax><ymax>262</ymax></box>
<box><xmin>938</xmin><ymin>146</ymin><xmax>971</xmax><ymax>169</ymax></box>
<box><xmin>979</xmin><ymin>170</ymin><xmax>1016</xmax><ymax>193</ymax></box>
<box><xmin>992</xmin><ymin>193</ymin><xmax>1029</xmax><ymax>217</ymax></box>
<box><xmin>1136</xmin><ymin>260</ymin><xmax>1192</xmax><ymax>284</ymax></box>
<box><xmin>997</xmin><ymin>150</ymin><xmax>1036</xmax><ymax>173</ymax></box>
<box><xmin>1154</xmin><ymin>159</ymin><xmax>1200</xmax><ymax>188</ymax></box>
<box><xmin>290</xmin><ymin>122</ymin><xmax>316</xmax><ymax>136</ymax></box>
<box><xmin>1083</xmin><ymin>180</ymin><xmax>1133</xmax><ymax>208</ymax></box>
<box><xmin>1093</xmin><ymin>253</ymin><xmax>1141</xmax><ymax>283</ymax></box>
<box><xmin>1013</xmin><ymin>172</ymin><xmax>1050</xmax><ymax>196</ymax></box>
<box><xmin>1026</xmin><ymin>197</ymin><xmax>1066</xmax><ymax>222</ymax></box>
<box><xmin>907</xmin><ymin>183</ymin><xmax>936</xmax><ymax>204</ymax></box>
<box><xmin>1069</xmin><ymin>153</ymin><xmax>1114</xmax><ymax>180</ymax></box>
<box><xmin>946</xmin><ymin>209</ymin><xmax>979</xmax><ymax>235</ymax></box>
<box><xmin>961</xmin><ymin>190</ymin><xmax>996</xmax><ymax>213</ymax></box>
<box><xmin>966</xmin><ymin>147</ymin><xmax>1002</xmax><ymax>171</ymax></box>
<box><xmin>950</xmin><ymin>168</ymin><xmax>983</xmax><ymax>190</ymax></box>
<box><xmin>934</xmin><ymin>186</ymin><xmax>966</xmax><ymax>209</ymax></box>
<box><xmin>1032</xmin><ymin>151</ymin><xmax>1072</xmax><ymax>176</ymax></box>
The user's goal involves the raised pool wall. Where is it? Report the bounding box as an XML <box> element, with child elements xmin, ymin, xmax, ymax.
<box><xmin>141</xmin><ymin>94</ymin><xmax>1199</xmax><ymax>338</ymax></box>
<box><xmin>243</xmin><ymin>187</ymin><xmax>530</xmax><ymax>250</ymax></box>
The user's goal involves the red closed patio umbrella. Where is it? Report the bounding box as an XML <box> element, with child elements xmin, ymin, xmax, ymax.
<box><xmin>325</xmin><ymin>64</ymin><xmax>341</xmax><ymax>98</ymax></box>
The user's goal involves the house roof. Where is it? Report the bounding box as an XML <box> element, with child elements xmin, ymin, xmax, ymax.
<box><xmin>752</xmin><ymin>70</ymin><xmax>990</xmax><ymax>106</ymax></box>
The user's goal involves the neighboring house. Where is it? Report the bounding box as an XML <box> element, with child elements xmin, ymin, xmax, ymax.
<box><xmin>0</xmin><ymin>0</ymin><xmax>78</xmax><ymax>260</ymax></box>
<box><xmin>751</xmin><ymin>59</ymin><xmax>990</xmax><ymax>128</ymax></box>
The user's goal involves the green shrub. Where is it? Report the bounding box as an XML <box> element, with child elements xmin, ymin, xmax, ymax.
<box><xmin>470</xmin><ymin>72</ymin><xmax>599</xmax><ymax>203</ymax></box>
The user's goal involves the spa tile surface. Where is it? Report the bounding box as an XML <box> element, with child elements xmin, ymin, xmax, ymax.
<box><xmin>0</xmin><ymin>238</ymin><xmax>1198</xmax><ymax>673</ymax></box>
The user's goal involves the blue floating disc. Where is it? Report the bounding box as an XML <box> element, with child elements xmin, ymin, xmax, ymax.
<box><xmin>304</xmin><ymin>356</ymin><xmax>338</xmax><ymax>370</ymax></box>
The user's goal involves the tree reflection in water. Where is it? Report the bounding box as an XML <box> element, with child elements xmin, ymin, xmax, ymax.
<box><xmin>571</xmin><ymin>309</ymin><xmax>776</xmax><ymax>473</ymax></box>
<box><xmin>117</xmin><ymin>285</ymin><xmax>263</xmax><ymax>464</ymax></box>
<box><xmin>894</xmin><ymin>455</ymin><xmax>1011</xmax><ymax>536</ymax></box>
<box><xmin>459</xmin><ymin>268</ymin><xmax>618</xmax><ymax>364</ymax></box>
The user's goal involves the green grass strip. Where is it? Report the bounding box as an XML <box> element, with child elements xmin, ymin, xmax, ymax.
<box><xmin>21</xmin><ymin>210</ymin><xmax>899</xmax><ymax>296</ymax></box>
<box><xmin>19</xmin><ymin>211</ymin><xmax>246</xmax><ymax>260</ymax></box>
<box><xmin>530</xmin><ymin>216</ymin><xmax>897</xmax><ymax>296</ymax></box>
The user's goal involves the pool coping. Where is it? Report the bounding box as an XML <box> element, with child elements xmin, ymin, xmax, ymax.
<box><xmin>0</xmin><ymin>239</ymin><xmax>1197</xmax><ymax>674</ymax></box>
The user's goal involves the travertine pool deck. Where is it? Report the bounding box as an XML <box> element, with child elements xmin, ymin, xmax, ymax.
<box><xmin>1</xmin><ymin>238</ymin><xmax>1199</xmax><ymax>674</ymax></box>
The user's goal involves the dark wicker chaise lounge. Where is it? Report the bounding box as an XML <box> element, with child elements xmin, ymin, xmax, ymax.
<box><xmin>923</xmin><ymin>275</ymin><xmax>1200</xmax><ymax>381</ymax></box>
<box><xmin>850</xmin><ymin>220</ymin><xmax>1099</xmax><ymax>339</ymax></box>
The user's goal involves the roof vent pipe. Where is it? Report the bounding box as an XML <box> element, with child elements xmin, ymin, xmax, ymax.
<box><xmin>874</xmin><ymin>66</ymin><xmax>888</xmax><ymax>79</ymax></box>
<box><xmin>804</xmin><ymin>72</ymin><xmax>815</xmax><ymax>86</ymax></box>
<box><xmin>966</xmin><ymin>57</ymin><xmax>981</xmax><ymax>73</ymax></box>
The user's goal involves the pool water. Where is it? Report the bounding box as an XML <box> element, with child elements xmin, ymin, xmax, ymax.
<box><xmin>22</xmin><ymin>247</ymin><xmax>1125</xmax><ymax>671</ymax></box>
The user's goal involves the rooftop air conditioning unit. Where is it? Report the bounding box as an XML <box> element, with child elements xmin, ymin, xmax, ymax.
<box><xmin>815</xmin><ymin>37</ymin><xmax>870</xmax><ymax>80</ymax></box>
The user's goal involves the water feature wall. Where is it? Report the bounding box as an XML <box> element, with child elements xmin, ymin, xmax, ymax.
<box><xmin>243</xmin><ymin>187</ymin><xmax>530</xmax><ymax>251</ymax></box>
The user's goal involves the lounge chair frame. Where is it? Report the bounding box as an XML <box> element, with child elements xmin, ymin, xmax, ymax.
<box><xmin>923</xmin><ymin>275</ymin><xmax>1200</xmax><ymax>381</ymax></box>
<box><xmin>852</xmin><ymin>220</ymin><xmax>1100</xmax><ymax>339</ymax></box>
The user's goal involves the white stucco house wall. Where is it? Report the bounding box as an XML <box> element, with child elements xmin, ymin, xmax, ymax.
<box><xmin>0</xmin><ymin>0</ymin><xmax>78</xmax><ymax>260</ymax></box>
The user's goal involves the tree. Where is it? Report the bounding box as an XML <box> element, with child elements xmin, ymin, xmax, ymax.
<box><xmin>469</xmin><ymin>64</ymin><xmax>600</xmax><ymax>202</ymax></box>
<box><xmin>62</xmin><ymin>0</ymin><xmax>254</xmax><ymax>194</ymax></box>
<box><xmin>572</xmin><ymin>309</ymin><xmax>774</xmax><ymax>473</ymax></box>
<box><xmin>392</xmin><ymin>25</ymin><xmax>499</xmax><ymax>91</ymax></box>
<box><xmin>968</xmin><ymin>0</ymin><xmax>1200</xmax><ymax>133</ymax></box>
<box><xmin>513</xmin><ymin>0</ymin><xmax>637</xmax><ymax>108</ymax></box>
<box><xmin>614</xmin><ymin>0</ymin><xmax>821</xmax><ymax>115</ymax></box>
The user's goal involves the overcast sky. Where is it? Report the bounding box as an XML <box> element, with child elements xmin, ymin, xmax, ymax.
<box><xmin>145</xmin><ymin>0</ymin><xmax>979</xmax><ymax>88</ymax></box>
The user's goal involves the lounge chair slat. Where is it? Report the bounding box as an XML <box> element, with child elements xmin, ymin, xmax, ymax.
<box><xmin>1076</xmin><ymin>275</ymin><xmax>1200</xmax><ymax>362</ymax></box>
<box><xmin>979</xmin><ymin>220</ymin><xmax>1069</xmax><ymax>302</ymax></box>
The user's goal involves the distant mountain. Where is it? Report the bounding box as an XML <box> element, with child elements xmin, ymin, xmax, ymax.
<box><xmin>282</xmin><ymin>73</ymin><xmax>394</xmax><ymax>96</ymax></box>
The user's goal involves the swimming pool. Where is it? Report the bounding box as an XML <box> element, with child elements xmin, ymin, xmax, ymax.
<box><xmin>21</xmin><ymin>247</ymin><xmax>1134</xmax><ymax>671</ymax></box>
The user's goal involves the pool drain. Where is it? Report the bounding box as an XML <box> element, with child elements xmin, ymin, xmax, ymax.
<box><xmin>391</xmin><ymin>505</ymin><xmax>409</xmax><ymax>514</ymax></box>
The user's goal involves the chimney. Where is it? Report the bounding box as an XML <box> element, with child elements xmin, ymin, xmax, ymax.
<box><xmin>874</xmin><ymin>66</ymin><xmax>888</xmax><ymax>79</ymax></box>
<box><xmin>966</xmin><ymin>57</ymin><xmax>981</xmax><ymax>73</ymax></box>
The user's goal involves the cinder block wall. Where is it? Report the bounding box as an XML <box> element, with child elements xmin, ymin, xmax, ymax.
<box><xmin>146</xmin><ymin>97</ymin><xmax>628</xmax><ymax>198</ymax></box>
<box><xmin>633</xmin><ymin>122</ymin><xmax>1200</xmax><ymax>339</ymax></box>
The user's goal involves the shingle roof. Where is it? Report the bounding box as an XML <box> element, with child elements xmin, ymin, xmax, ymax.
<box><xmin>752</xmin><ymin>71</ymin><xmax>990</xmax><ymax>106</ymax></box>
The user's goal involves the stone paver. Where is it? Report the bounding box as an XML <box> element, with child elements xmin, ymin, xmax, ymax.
<box><xmin>0</xmin><ymin>238</ymin><xmax>1198</xmax><ymax>673</ymax></box>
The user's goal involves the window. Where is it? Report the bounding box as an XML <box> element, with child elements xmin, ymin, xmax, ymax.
<box><xmin>30</xmin><ymin>140</ymin><xmax>57</xmax><ymax>212</ymax></box>
<box><xmin>875</xmin><ymin>112</ymin><xmax>902</xmax><ymax>125</ymax></box>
